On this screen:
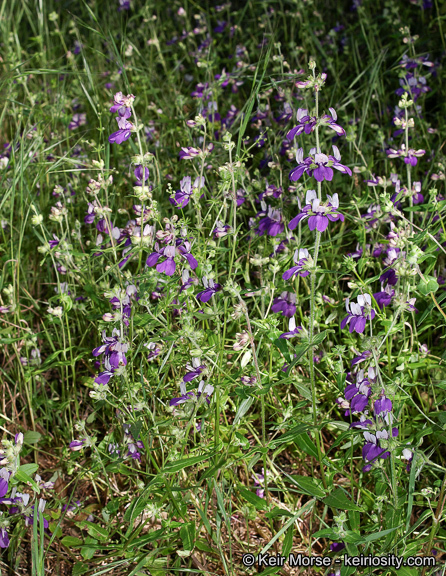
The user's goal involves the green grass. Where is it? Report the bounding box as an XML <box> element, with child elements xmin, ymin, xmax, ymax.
<box><xmin>0</xmin><ymin>0</ymin><xmax>446</xmax><ymax>575</ymax></box>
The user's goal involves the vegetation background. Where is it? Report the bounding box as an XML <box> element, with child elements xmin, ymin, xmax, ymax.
<box><xmin>0</xmin><ymin>0</ymin><xmax>446</xmax><ymax>574</ymax></box>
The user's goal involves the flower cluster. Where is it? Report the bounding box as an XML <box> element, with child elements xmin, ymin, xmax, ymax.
<box><xmin>289</xmin><ymin>146</ymin><xmax>351</xmax><ymax>183</ymax></box>
<box><xmin>337</xmin><ymin>354</ymin><xmax>399</xmax><ymax>472</ymax></box>
<box><xmin>289</xmin><ymin>190</ymin><xmax>344</xmax><ymax>233</ymax></box>
<box><xmin>109</xmin><ymin>92</ymin><xmax>135</xmax><ymax>145</ymax></box>
<box><xmin>170</xmin><ymin>176</ymin><xmax>205</xmax><ymax>208</ymax></box>
<box><xmin>146</xmin><ymin>221</ymin><xmax>198</xmax><ymax>276</ymax></box>
<box><xmin>287</xmin><ymin>107</ymin><xmax>345</xmax><ymax>139</ymax></box>
<box><xmin>92</xmin><ymin>328</ymin><xmax>129</xmax><ymax>385</ymax></box>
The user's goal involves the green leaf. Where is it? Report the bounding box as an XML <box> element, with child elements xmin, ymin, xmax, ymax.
<box><xmin>61</xmin><ymin>536</ymin><xmax>83</xmax><ymax>547</ymax></box>
<box><xmin>418</xmin><ymin>276</ymin><xmax>439</xmax><ymax>295</ymax></box>
<box><xmin>294</xmin><ymin>381</ymin><xmax>313</xmax><ymax>401</ymax></box>
<box><xmin>23</xmin><ymin>431</ymin><xmax>41</xmax><ymax>444</ymax></box>
<box><xmin>312</xmin><ymin>528</ymin><xmax>338</xmax><ymax>539</ymax></box>
<box><xmin>179</xmin><ymin>522</ymin><xmax>195</xmax><ymax>551</ymax></box>
<box><xmin>295</xmin><ymin>433</ymin><xmax>319</xmax><ymax>459</ymax></box>
<box><xmin>342</xmin><ymin>542</ymin><xmax>359</xmax><ymax>576</ymax></box>
<box><xmin>163</xmin><ymin>452</ymin><xmax>214</xmax><ymax>473</ymax></box>
<box><xmin>323</xmin><ymin>488</ymin><xmax>362</xmax><ymax>511</ymax></box>
<box><xmin>80</xmin><ymin>537</ymin><xmax>98</xmax><ymax>560</ymax></box>
<box><xmin>265</xmin><ymin>507</ymin><xmax>294</xmax><ymax>519</ymax></box>
<box><xmin>14</xmin><ymin>469</ymin><xmax>40</xmax><ymax>493</ymax></box>
<box><xmin>283</xmin><ymin>344</ymin><xmax>309</xmax><ymax>372</ymax></box>
<box><xmin>79</xmin><ymin>521</ymin><xmax>109</xmax><ymax>542</ymax></box>
<box><xmin>195</xmin><ymin>539</ymin><xmax>216</xmax><ymax>554</ymax></box>
<box><xmin>19</xmin><ymin>463</ymin><xmax>39</xmax><ymax>476</ymax></box>
<box><xmin>282</xmin><ymin>524</ymin><xmax>294</xmax><ymax>558</ymax></box>
<box><xmin>343</xmin><ymin>531</ymin><xmax>365</xmax><ymax>544</ymax></box>
<box><xmin>238</xmin><ymin>486</ymin><xmax>268</xmax><ymax>510</ymax></box>
<box><xmin>391</xmin><ymin>567</ymin><xmax>419</xmax><ymax>576</ymax></box>
<box><xmin>274</xmin><ymin>338</ymin><xmax>291</xmax><ymax>362</ymax></box>
<box><xmin>311</xmin><ymin>330</ymin><xmax>332</xmax><ymax>345</ymax></box>
<box><xmin>130</xmin><ymin>420</ymin><xmax>143</xmax><ymax>440</ymax></box>
<box><xmin>349</xmin><ymin>510</ymin><xmax>360</xmax><ymax>532</ymax></box>
<box><xmin>233</xmin><ymin>399</ymin><xmax>254</xmax><ymax>427</ymax></box>
<box><xmin>417</xmin><ymin>291</ymin><xmax>446</xmax><ymax>326</ymax></box>
<box><xmin>72</xmin><ymin>563</ymin><xmax>89</xmax><ymax>576</ymax></box>
<box><xmin>270</xmin><ymin>424</ymin><xmax>312</xmax><ymax>448</ymax></box>
<box><xmin>364</xmin><ymin>525</ymin><xmax>401</xmax><ymax>542</ymax></box>
<box><xmin>288</xmin><ymin>475</ymin><xmax>326</xmax><ymax>498</ymax></box>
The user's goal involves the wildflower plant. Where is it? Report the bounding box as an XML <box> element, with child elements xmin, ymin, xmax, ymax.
<box><xmin>1</xmin><ymin>2</ymin><xmax>446</xmax><ymax>574</ymax></box>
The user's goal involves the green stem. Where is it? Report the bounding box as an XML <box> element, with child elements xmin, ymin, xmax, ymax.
<box><xmin>237</xmin><ymin>295</ymin><xmax>269</xmax><ymax>501</ymax></box>
<box><xmin>405</xmin><ymin>106</ymin><xmax>413</xmax><ymax>233</ymax></box>
<box><xmin>422</xmin><ymin>471</ymin><xmax>446</xmax><ymax>576</ymax></box>
<box><xmin>308</xmin><ymin>230</ymin><xmax>327</xmax><ymax>489</ymax></box>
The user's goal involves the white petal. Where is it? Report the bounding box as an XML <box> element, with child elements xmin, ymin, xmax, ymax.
<box><xmin>306</xmin><ymin>189</ymin><xmax>317</xmax><ymax>204</ymax></box>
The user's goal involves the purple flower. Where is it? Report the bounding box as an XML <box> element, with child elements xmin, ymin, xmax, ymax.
<box><xmin>0</xmin><ymin>528</ymin><xmax>9</xmax><ymax>549</ymax></box>
<box><xmin>287</xmin><ymin>108</ymin><xmax>345</xmax><ymax>140</ymax></box>
<box><xmin>213</xmin><ymin>222</ymin><xmax>232</xmax><ymax>238</ymax></box>
<box><xmin>127</xmin><ymin>441</ymin><xmax>144</xmax><ymax>461</ymax></box>
<box><xmin>403</xmin><ymin>447</ymin><xmax>414</xmax><ymax>473</ymax></box>
<box><xmin>380</xmin><ymin>268</ymin><xmax>398</xmax><ymax>287</ymax></box>
<box><xmin>287</xmin><ymin>108</ymin><xmax>318</xmax><ymax>139</ymax></box>
<box><xmin>255</xmin><ymin>204</ymin><xmax>284</xmax><ymax>237</ymax></box>
<box><xmin>183</xmin><ymin>358</ymin><xmax>206</xmax><ymax>382</ymax></box>
<box><xmin>134</xmin><ymin>165</ymin><xmax>149</xmax><ymax>186</ymax></box>
<box><xmin>295</xmin><ymin>72</ymin><xmax>327</xmax><ymax>89</ymax></box>
<box><xmin>68</xmin><ymin>113</ymin><xmax>87</xmax><ymax>130</ymax></box>
<box><xmin>289</xmin><ymin>190</ymin><xmax>344</xmax><ymax>233</ymax></box>
<box><xmin>49</xmin><ymin>234</ymin><xmax>60</xmax><ymax>248</ymax></box>
<box><xmin>252</xmin><ymin>468</ymin><xmax>269</xmax><ymax>499</ymax></box>
<box><xmin>373</xmin><ymin>286</ymin><xmax>395</xmax><ymax>309</ymax></box>
<box><xmin>94</xmin><ymin>366</ymin><xmax>114</xmax><ymax>385</ymax></box>
<box><xmin>109</xmin><ymin>92</ymin><xmax>135</xmax><ymax>113</ymax></box>
<box><xmin>282</xmin><ymin>248</ymin><xmax>311</xmax><ymax>280</ymax></box>
<box><xmin>214</xmin><ymin>20</ymin><xmax>227</xmax><ymax>33</ymax></box>
<box><xmin>351</xmin><ymin>350</ymin><xmax>372</xmax><ymax>367</ymax></box>
<box><xmin>399</xmin><ymin>54</ymin><xmax>434</xmax><ymax>69</ymax></box>
<box><xmin>191</xmin><ymin>82</ymin><xmax>210</xmax><ymax>99</ymax></box>
<box><xmin>0</xmin><ymin>474</ymin><xmax>9</xmax><ymax>500</ymax></box>
<box><xmin>386</xmin><ymin>145</ymin><xmax>425</xmax><ymax>166</ymax></box>
<box><xmin>108</xmin><ymin>118</ymin><xmax>133</xmax><ymax>144</ymax></box>
<box><xmin>179</xmin><ymin>146</ymin><xmax>201</xmax><ymax>160</ymax></box>
<box><xmin>279</xmin><ymin>316</ymin><xmax>303</xmax><ymax>339</ymax></box>
<box><xmin>69</xmin><ymin>439</ymin><xmax>85</xmax><ymax>451</ymax></box>
<box><xmin>146</xmin><ymin>238</ymin><xmax>198</xmax><ymax>277</ymax></box>
<box><xmin>374</xmin><ymin>395</ymin><xmax>392</xmax><ymax>415</ymax></box>
<box><xmin>145</xmin><ymin>342</ymin><xmax>162</xmax><ymax>361</ymax></box>
<box><xmin>235</xmin><ymin>189</ymin><xmax>246</xmax><ymax>206</ymax></box>
<box><xmin>271</xmin><ymin>291</ymin><xmax>297</xmax><ymax>318</ymax></box>
<box><xmin>196</xmin><ymin>277</ymin><xmax>221</xmax><ymax>303</ymax></box>
<box><xmin>343</xmin><ymin>367</ymin><xmax>374</xmax><ymax>415</ymax></box>
<box><xmin>258</xmin><ymin>182</ymin><xmax>282</xmax><ymax>202</ymax></box>
<box><xmin>170</xmin><ymin>176</ymin><xmax>204</xmax><ymax>208</ymax></box>
<box><xmin>341</xmin><ymin>294</ymin><xmax>376</xmax><ymax>334</ymax></box>
<box><xmin>330</xmin><ymin>542</ymin><xmax>346</xmax><ymax>553</ymax></box>
<box><xmin>289</xmin><ymin>146</ymin><xmax>352</xmax><ymax>182</ymax></box>
<box><xmin>109</xmin><ymin>108</ymin><xmax>134</xmax><ymax>145</ymax></box>
<box><xmin>362</xmin><ymin>428</ymin><xmax>398</xmax><ymax>469</ymax></box>
<box><xmin>170</xmin><ymin>380</ymin><xmax>214</xmax><ymax>407</ymax></box>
